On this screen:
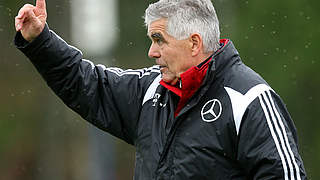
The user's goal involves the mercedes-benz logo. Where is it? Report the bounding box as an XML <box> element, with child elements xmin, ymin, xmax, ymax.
<box><xmin>201</xmin><ymin>99</ymin><xmax>222</xmax><ymax>122</ymax></box>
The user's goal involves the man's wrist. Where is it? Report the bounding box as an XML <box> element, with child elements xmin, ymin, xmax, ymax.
<box><xmin>15</xmin><ymin>23</ymin><xmax>49</xmax><ymax>49</ymax></box>
<box><xmin>24</xmin><ymin>23</ymin><xmax>46</xmax><ymax>42</ymax></box>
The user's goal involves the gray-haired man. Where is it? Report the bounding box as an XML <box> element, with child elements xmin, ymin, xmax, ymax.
<box><xmin>15</xmin><ymin>0</ymin><xmax>307</xmax><ymax>179</ymax></box>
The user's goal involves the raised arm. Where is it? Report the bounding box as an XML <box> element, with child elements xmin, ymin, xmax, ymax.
<box><xmin>14</xmin><ymin>0</ymin><xmax>161</xmax><ymax>145</ymax></box>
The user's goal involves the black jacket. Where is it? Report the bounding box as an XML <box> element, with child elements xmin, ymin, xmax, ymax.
<box><xmin>15</xmin><ymin>25</ymin><xmax>307</xmax><ymax>180</ymax></box>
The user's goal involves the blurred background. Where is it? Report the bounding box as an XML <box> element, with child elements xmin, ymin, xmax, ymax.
<box><xmin>0</xmin><ymin>0</ymin><xmax>319</xmax><ymax>179</ymax></box>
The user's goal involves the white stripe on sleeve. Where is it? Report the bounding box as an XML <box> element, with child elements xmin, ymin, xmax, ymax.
<box><xmin>261</xmin><ymin>92</ymin><xmax>294</xmax><ymax>179</ymax></box>
<box><xmin>259</xmin><ymin>93</ymin><xmax>289</xmax><ymax>180</ymax></box>
<box><xmin>265</xmin><ymin>90</ymin><xmax>301</xmax><ymax>180</ymax></box>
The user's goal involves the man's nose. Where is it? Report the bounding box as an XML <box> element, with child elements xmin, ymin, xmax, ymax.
<box><xmin>148</xmin><ymin>43</ymin><xmax>160</xmax><ymax>59</ymax></box>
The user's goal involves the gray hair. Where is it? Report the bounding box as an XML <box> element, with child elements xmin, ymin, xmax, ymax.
<box><xmin>144</xmin><ymin>0</ymin><xmax>220</xmax><ymax>53</ymax></box>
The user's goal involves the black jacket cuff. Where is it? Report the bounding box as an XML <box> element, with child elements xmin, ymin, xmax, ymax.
<box><xmin>14</xmin><ymin>24</ymin><xmax>50</xmax><ymax>57</ymax></box>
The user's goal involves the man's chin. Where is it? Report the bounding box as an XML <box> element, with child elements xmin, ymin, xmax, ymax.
<box><xmin>161</xmin><ymin>76</ymin><xmax>179</xmax><ymax>86</ymax></box>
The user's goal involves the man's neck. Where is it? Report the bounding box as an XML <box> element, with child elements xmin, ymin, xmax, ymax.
<box><xmin>194</xmin><ymin>51</ymin><xmax>214</xmax><ymax>67</ymax></box>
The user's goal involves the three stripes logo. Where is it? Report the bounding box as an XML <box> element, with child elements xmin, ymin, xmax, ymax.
<box><xmin>259</xmin><ymin>90</ymin><xmax>301</xmax><ymax>180</ymax></box>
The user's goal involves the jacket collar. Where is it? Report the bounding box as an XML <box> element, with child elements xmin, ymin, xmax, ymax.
<box><xmin>208</xmin><ymin>39</ymin><xmax>240</xmax><ymax>76</ymax></box>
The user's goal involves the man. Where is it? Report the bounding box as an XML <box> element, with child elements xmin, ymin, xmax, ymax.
<box><xmin>15</xmin><ymin>0</ymin><xmax>307</xmax><ymax>179</ymax></box>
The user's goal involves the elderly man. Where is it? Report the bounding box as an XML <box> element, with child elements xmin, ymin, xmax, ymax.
<box><xmin>15</xmin><ymin>0</ymin><xmax>307</xmax><ymax>179</ymax></box>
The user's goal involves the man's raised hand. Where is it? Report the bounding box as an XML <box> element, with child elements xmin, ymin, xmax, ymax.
<box><xmin>15</xmin><ymin>0</ymin><xmax>47</xmax><ymax>42</ymax></box>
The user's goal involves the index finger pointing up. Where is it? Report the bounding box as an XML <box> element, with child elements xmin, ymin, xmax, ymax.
<box><xmin>36</xmin><ymin>0</ymin><xmax>46</xmax><ymax>11</ymax></box>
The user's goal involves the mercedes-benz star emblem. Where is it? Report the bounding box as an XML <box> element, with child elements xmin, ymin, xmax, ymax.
<box><xmin>201</xmin><ymin>99</ymin><xmax>222</xmax><ymax>122</ymax></box>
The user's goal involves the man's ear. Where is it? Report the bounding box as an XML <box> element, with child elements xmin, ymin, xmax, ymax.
<box><xmin>189</xmin><ymin>33</ymin><xmax>203</xmax><ymax>57</ymax></box>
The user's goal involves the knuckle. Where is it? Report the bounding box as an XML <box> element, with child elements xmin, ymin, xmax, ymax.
<box><xmin>22</xmin><ymin>4</ymin><xmax>34</xmax><ymax>8</ymax></box>
<box><xmin>20</xmin><ymin>4</ymin><xmax>35</xmax><ymax>11</ymax></box>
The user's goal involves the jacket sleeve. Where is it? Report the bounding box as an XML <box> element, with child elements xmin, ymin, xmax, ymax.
<box><xmin>14</xmin><ymin>25</ymin><xmax>159</xmax><ymax>145</ymax></box>
<box><xmin>237</xmin><ymin>89</ymin><xmax>307</xmax><ymax>179</ymax></box>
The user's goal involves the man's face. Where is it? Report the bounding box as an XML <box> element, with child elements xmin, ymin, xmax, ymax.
<box><xmin>148</xmin><ymin>18</ymin><xmax>193</xmax><ymax>85</ymax></box>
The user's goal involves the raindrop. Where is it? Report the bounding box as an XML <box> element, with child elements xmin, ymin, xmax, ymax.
<box><xmin>308</xmin><ymin>96</ymin><xmax>313</xmax><ymax>100</ymax></box>
<box><xmin>250</xmin><ymin>26</ymin><xmax>254</xmax><ymax>29</ymax></box>
<box><xmin>271</xmin><ymin>20</ymin><xmax>275</xmax><ymax>24</ymax></box>
<box><xmin>127</xmin><ymin>42</ymin><xmax>133</xmax><ymax>46</ymax></box>
<box><xmin>263</xmin><ymin>52</ymin><xmax>268</xmax><ymax>56</ymax></box>
<box><xmin>271</xmin><ymin>31</ymin><xmax>277</xmax><ymax>35</ymax></box>
<box><xmin>283</xmin><ymin>65</ymin><xmax>288</xmax><ymax>71</ymax></box>
<box><xmin>311</xmin><ymin>60</ymin><xmax>315</xmax><ymax>64</ymax></box>
<box><xmin>27</xmin><ymin>90</ymin><xmax>32</xmax><ymax>93</ymax></box>
<box><xmin>294</xmin><ymin>56</ymin><xmax>299</xmax><ymax>61</ymax></box>
<box><xmin>272</xmin><ymin>12</ymin><xmax>276</xmax><ymax>16</ymax></box>
<box><xmin>275</xmin><ymin>48</ymin><xmax>280</xmax><ymax>51</ymax></box>
<box><xmin>244</xmin><ymin>36</ymin><xmax>249</xmax><ymax>40</ymax></box>
<box><xmin>283</xmin><ymin>49</ymin><xmax>287</xmax><ymax>53</ymax></box>
<box><xmin>306</xmin><ymin>16</ymin><xmax>311</xmax><ymax>20</ymax></box>
<box><xmin>284</xmin><ymin>15</ymin><xmax>288</xmax><ymax>19</ymax></box>
<box><xmin>261</xmin><ymin>25</ymin><xmax>265</xmax><ymax>28</ymax></box>
<box><xmin>245</xmin><ymin>1</ymin><xmax>249</xmax><ymax>4</ymax></box>
<box><xmin>6</xmin><ymin>7</ymin><xmax>12</xmax><ymax>12</ymax></box>
<box><xmin>299</xmin><ymin>12</ymin><xmax>304</xmax><ymax>16</ymax></box>
<box><xmin>11</xmin><ymin>93</ymin><xmax>15</xmax><ymax>97</ymax></box>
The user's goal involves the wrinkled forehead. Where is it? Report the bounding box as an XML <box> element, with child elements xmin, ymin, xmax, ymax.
<box><xmin>147</xmin><ymin>18</ymin><xmax>168</xmax><ymax>36</ymax></box>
